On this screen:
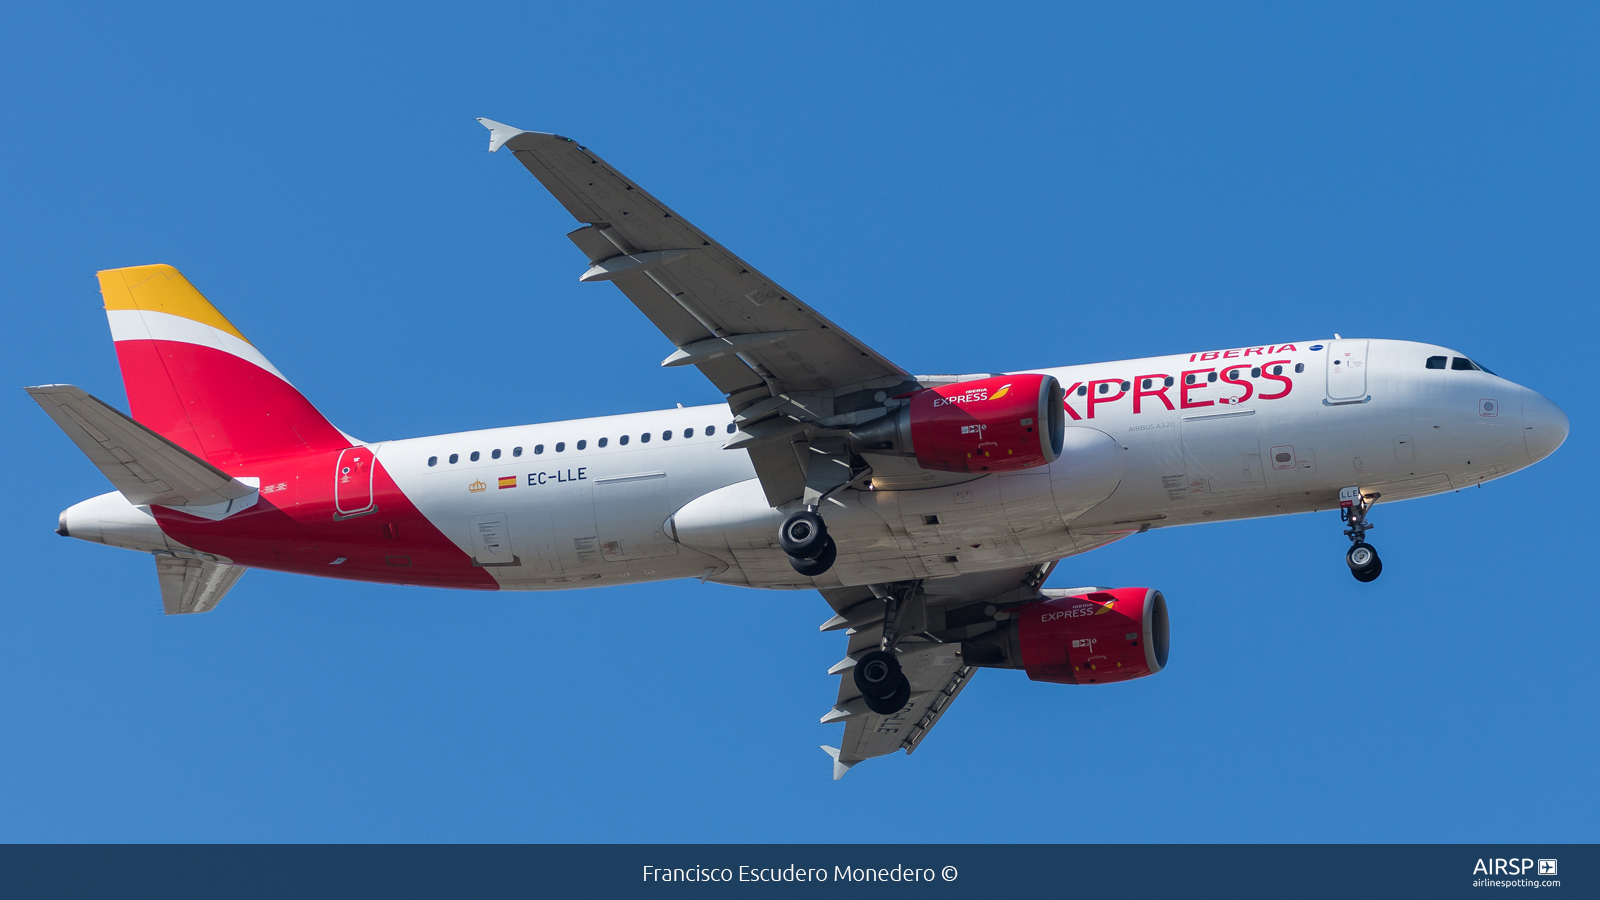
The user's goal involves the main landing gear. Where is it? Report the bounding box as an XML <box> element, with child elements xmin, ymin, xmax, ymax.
<box><xmin>1339</xmin><ymin>486</ymin><xmax>1383</xmax><ymax>583</ymax></box>
<box><xmin>853</xmin><ymin>585</ymin><xmax>913</xmax><ymax>715</ymax></box>
<box><xmin>780</xmin><ymin>509</ymin><xmax>837</xmax><ymax>577</ymax></box>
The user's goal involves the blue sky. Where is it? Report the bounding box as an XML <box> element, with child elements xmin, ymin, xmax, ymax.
<box><xmin>1</xmin><ymin>3</ymin><xmax>1594</xmax><ymax>842</ymax></box>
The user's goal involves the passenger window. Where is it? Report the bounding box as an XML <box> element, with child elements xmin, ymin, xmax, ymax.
<box><xmin>1426</xmin><ymin>356</ymin><xmax>1447</xmax><ymax>369</ymax></box>
<box><xmin>620</xmin><ymin>435</ymin><xmax>629</xmax><ymax>445</ymax></box>
<box><xmin>684</xmin><ymin>428</ymin><xmax>693</xmax><ymax>439</ymax></box>
<box><xmin>491</xmin><ymin>449</ymin><xmax>501</xmax><ymax>459</ymax></box>
<box><xmin>598</xmin><ymin>437</ymin><xmax>608</xmax><ymax>448</ymax></box>
<box><xmin>641</xmin><ymin>433</ymin><xmax>651</xmax><ymax>443</ymax></box>
<box><xmin>428</xmin><ymin>456</ymin><xmax>437</xmax><ymax>467</ymax></box>
<box><xmin>1294</xmin><ymin>363</ymin><xmax>1304</xmax><ymax>374</ymax></box>
<box><xmin>1272</xmin><ymin>365</ymin><xmax>1283</xmax><ymax>376</ymax></box>
<box><xmin>513</xmin><ymin>446</ymin><xmax>522</xmax><ymax>457</ymax></box>
<box><xmin>1141</xmin><ymin>378</ymin><xmax>1152</xmax><ymax>389</ymax></box>
<box><xmin>1119</xmin><ymin>381</ymin><xmax>1130</xmax><ymax>391</ymax></box>
<box><xmin>1163</xmin><ymin>376</ymin><xmax>1174</xmax><ymax>387</ymax></box>
<box><xmin>726</xmin><ymin>423</ymin><xmax>736</xmax><ymax>433</ymax></box>
<box><xmin>662</xmin><ymin>430</ymin><xmax>672</xmax><ymax>440</ymax></box>
<box><xmin>704</xmin><ymin>426</ymin><xmax>714</xmax><ymax>436</ymax></box>
<box><xmin>1097</xmin><ymin>383</ymin><xmax>1108</xmax><ymax>394</ymax></box>
<box><xmin>534</xmin><ymin>444</ymin><xmax>545</xmax><ymax>454</ymax></box>
<box><xmin>1207</xmin><ymin>372</ymin><xmax>1217</xmax><ymax>382</ymax></box>
<box><xmin>1250</xmin><ymin>367</ymin><xmax>1260</xmax><ymax>378</ymax></box>
<box><xmin>577</xmin><ymin>440</ymin><xmax>587</xmax><ymax>450</ymax></box>
<box><xmin>1077</xmin><ymin>385</ymin><xmax>1087</xmax><ymax>396</ymax></box>
<box><xmin>1452</xmin><ymin>357</ymin><xmax>1478</xmax><ymax>371</ymax></box>
<box><xmin>555</xmin><ymin>442</ymin><xmax>565</xmax><ymax>452</ymax></box>
<box><xmin>1185</xmin><ymin>374</ymin><xmax>1195</xmax><ymax>385</ymax></box>
<box><xmin>449</xmin><ymin>453</ymin><xmax>459</xmax><ymax>464</ymax></box>
<box><xmin>470</xmin><ymin>451</ymin><xmax>480</xmax><ymax>462</ymax></box>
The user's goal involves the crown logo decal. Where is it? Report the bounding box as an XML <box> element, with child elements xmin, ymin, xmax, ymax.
<box><xmin>468</xmin><ymin>480</ymin><xmax>487</xmax><ymax>493</ymax></box>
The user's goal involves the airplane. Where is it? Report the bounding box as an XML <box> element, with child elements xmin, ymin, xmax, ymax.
<box><xmin>28</xmin><ymin>118</ymin><xmax>1569</xmax><ymax>779</ymax></box>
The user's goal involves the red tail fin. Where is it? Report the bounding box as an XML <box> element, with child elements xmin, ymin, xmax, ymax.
<box><xmin>99</xmin><ymin>265</ymin><xmax>351</xmax><ymax>469</ymax></box>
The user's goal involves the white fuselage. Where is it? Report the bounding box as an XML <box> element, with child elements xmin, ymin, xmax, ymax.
<box><xmin>362</xmin><ymin>338</ymin><xmax>1565</xmax><ymax>591</ymax></box>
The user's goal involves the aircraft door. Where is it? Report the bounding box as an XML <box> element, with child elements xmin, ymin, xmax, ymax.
<box><xmin>1326</xmin><ymin>340</ymin><xmax>1370</xmax><ymax>401</ymax></box>
<box><xmin>334</xmin><ymin>447</ymin><xmax>376</xmax><ymax>518</ymax></box>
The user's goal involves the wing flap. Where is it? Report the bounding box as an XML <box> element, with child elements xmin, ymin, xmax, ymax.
<box><xmin>27</xmin><ymin>384</ymin><xmax>258</xmax><ymax>513</ymax></box>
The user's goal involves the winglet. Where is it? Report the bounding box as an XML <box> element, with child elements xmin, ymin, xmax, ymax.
<box><xmin>821</xmin><ymin>745</ymin><xmax>854</xmax><ymax>781</ymax></box>
<box><xmin>476</xmin><ymin>117</ymin><xmax>526</xmax><ymax>153</ymax></box>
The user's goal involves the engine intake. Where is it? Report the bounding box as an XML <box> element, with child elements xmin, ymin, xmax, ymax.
<box><xmin>960</xmin><ymin>587</ymin><xmax>1169</xmax><ymax>684</ymax></box>
<box><xmin>848</xmin><ymin>374</ymin><xmax>1066</xmax><ymax>473</ymax></box>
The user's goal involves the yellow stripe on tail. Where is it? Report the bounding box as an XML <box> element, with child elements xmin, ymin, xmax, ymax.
<box><xmin>98</xmin><ymin>264</ymin><xmax>251</xmax><ymax>344</ymax></box>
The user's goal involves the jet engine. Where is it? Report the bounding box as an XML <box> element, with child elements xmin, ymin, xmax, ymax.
<box><xmin>848</xmin><ymin>374</ymin><xmax>1066</xmax><ymax>473</ymax></box>
<box><xmin>959</xmin><ymin>587</ymin><xmax>1169</xmax><ymax>684</ymax></box>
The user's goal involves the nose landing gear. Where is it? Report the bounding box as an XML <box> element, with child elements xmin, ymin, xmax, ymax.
<box><xmin>1340</xmin><ymin>486</ymin><xmax>1383</xmax><ymax>582</ymax></box>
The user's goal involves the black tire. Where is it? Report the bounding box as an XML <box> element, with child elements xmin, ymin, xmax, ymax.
<box><xmin>1346</xmin><ymin>542</ymin><xmax>1379</xmax><ymax>573</ymax></box>
<box><xmin>778</xmin><ymin>511</ymin><xmax>829</xmax><ymax>560</ymax></box>
<box><xmin>864</xmin><ymin>676</ymin><xmax>912</xmax><ymax>715</ymax></box>
<box><xmin>853</xmin><ymin>649</ymin><xmax>902</xmax><ymax>700</ymax></box>
<box><xmin>1352</xmin><ymin>556</ymin><xmax>1383</xmax><ymax>583</ymax></box>
<box><xmin>787</xmin><ymin>535</ymin><xmax>837</xmax><ymax>577</ymax></box>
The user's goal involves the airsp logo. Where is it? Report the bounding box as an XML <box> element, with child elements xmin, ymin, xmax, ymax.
<box><xmin>1472</xmin><ymin>858</ymin><xmax>1552</xmax><ymax>876</ymax></box>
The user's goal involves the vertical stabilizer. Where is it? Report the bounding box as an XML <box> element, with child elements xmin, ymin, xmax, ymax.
<box><xmin>100</xmin><ymin>265</ymin><xmax>351</xmax><ymax>468</ymax></box>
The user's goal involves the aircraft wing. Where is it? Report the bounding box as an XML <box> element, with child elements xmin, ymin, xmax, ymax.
<box><xmin>154</xmin><ymin>553</ymin><xmax>246</xmax><ymax>615</ymax></box>
<box><xmin>481</xmin><ymin>119</ymin><xmax>913</xmax><ymax>506</ymax></box>
<box><xmin>815</xmin><ymin>564</ymin><xmax>1055</xmax><ymax>778</ymax></box>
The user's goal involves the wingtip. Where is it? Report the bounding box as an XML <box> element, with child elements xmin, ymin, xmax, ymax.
<box><xmin>476</xmin><ymin>117</ymin><xmax>526</xmax><ymax>153</ymax></box>
<box><xmin>820</xmin><ymin>745</ymin><xmax>854</xmax><ymax>780</ymax></box>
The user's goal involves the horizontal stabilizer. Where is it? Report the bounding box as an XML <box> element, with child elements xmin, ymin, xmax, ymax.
<box><xmin>155</xmin><ymin>553</ymin><xmax>246</xmax><ymax>615</ymax></box>
<box><xmin>26</xmin><ymin>384</ymin><xmax>258</xmax><ymax>515</ymax></box>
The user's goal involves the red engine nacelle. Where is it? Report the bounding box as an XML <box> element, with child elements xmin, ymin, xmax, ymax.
<box><xmin>848</xmin><ymin>373</ymin><xmax>1066</xmax><ymax>473</ymax></box>
<box><xmin>1017</xmin><ymin>587</ymin><xmax>1169</xmax><ymax>684</ymax></box>
<box><xmin>960</xmin><ymin>587</ymin><xmax>1170</xmax><ymax>684</ymax></box>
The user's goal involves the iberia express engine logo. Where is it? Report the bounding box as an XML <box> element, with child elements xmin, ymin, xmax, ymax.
<box><xmin>932</xmin><ymin>382</ymin><xmax>1010</xmax><ymax>408</ymax></box>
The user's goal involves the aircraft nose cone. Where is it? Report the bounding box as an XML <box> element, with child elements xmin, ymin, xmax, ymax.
<box><xmin>1522</xmin><ymin>389</ymin><xmax>1569</xmax><ymax>463</ymax></box>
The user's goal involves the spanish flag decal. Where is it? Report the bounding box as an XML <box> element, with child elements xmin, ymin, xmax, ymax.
<box><xmin>498</xmin><ymin>476</ymin><xmax>517</xmax><ymax>490</ymax></box>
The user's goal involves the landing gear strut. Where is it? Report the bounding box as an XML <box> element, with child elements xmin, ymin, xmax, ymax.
<box><xmin>853</xmin><ymin>585</ymin><xmax>913</xmax><ymax>714</ymax></box>
<box><xmin>781</xmin><ymin>509</ymin><xmax>837</xmax><ymax>576</ymax></box>
<box><xmin>1340</xmin><ymin>486</ymin><xmax>1383</xmax><ymax>583</ymax></box>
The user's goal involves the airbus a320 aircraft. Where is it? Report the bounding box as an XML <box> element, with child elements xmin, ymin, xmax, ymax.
<box><xmin>30</xmin><ymin>119</ymin><xmax>1568</xmax><ymax>778</ymax></box>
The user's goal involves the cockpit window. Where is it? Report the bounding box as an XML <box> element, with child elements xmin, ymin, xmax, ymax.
<box><xmin>1426</xmin><ymin>356</ymin><xmax>1447</xmax><ymax>370</ymax></box>
<box><xmin>1451</xmin><ymin>357</ymin><xmax>1480</xmax><ymax>372</ymax></box>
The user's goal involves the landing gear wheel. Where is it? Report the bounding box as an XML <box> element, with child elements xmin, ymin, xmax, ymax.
<box><xmin>787</xmin><ymin>535</ymin><xmax>837</xmax><ymax>576</ymax></box>
<box><xmin>1347</xmin><ymin>542</ymin><xmax>1382</xmax><ymax>582</ymax></box>
<box><xmin>863</xmin><ymin>676</ymin><xmax>911</xmax><ymax>715</ymax></box>
<box><xmin>778</xmin><ymin>511</ymin><xmax>830</xmax><ymax>559</ymax></box>
<box><xmin>852</xmin><ymin>649</ymin><xmax>903</xmax><ymax>700</ymax></box>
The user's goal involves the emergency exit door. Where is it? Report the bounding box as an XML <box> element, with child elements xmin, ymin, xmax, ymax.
<box><xmin>334</xmin><ymin>447</ymin><xmax>377</xmax><ymax>518</ymax></box>
<box><xmin>1326</xmin><ymin>340</ymin><xmax>1369</xmax><ymax>401</ymax></box>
